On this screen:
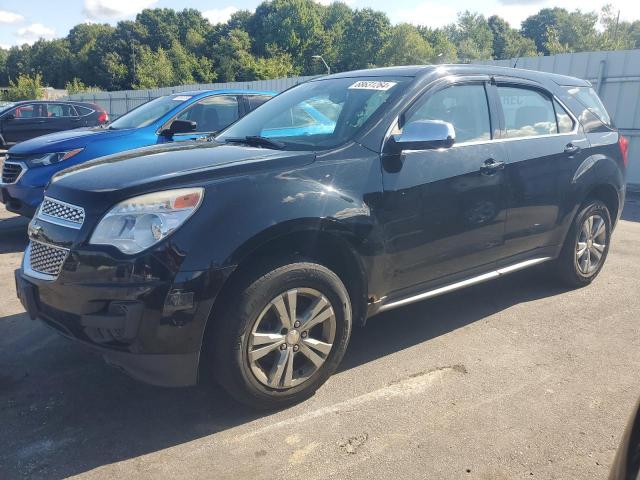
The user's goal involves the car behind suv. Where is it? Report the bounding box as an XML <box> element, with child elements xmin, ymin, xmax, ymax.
<box><xmin>15</xmin><ymin>65</ymin><xmax>627</xmax><ymax>409</ymax></box>
<box><xmin>0</xmin><ymin>100</ymin><xmax>108</xmax><ymax>148</ymax></box>
<box><xmin>1</xmin><ymin>90</ymin><xmax>274</xmax><ymax>217</ymax></box>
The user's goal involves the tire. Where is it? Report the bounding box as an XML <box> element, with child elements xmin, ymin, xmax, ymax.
<box><xmin>551</xmin><ymin>199</ymin><xmax>612</xmax><ymax>288</ymax></box>
<box><xmin>209</xmin><ymin>260</ymin><xmax>352</xmax><ymax>409</ymax></box>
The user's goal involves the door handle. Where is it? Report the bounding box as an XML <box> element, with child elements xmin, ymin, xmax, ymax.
<box><xmin>480</xmin><ymin>158</ymin><xmax>505</xmax><ymax>175</ymax></box>
<box><xmin>564</xmin><ymin>143</ymin><xmax>581</xmax><ymax>155</ymax></box>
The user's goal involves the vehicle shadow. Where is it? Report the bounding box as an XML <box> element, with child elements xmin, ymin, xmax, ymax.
<box><xmin>0</xmin><ymin>266</ymin><xmax>570</xmax><ymax>479</ymax></box>
<box><xmin>620</xmin><ymin>193</ymin><xmax>640</xmax><ymax>222</ymax></box>
<box><xmin>0</xmin><ymin>215</ymin><xmax>29</xmax><ymax>254</ymax></box>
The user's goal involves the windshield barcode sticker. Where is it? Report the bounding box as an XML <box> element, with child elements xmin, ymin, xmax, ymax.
<box><xmin>348</xmin><ymin>81</ymin><xmax>397</xmax><ymax>91</ymax></box>
<box><xmin>172</xmin><ymin>95</ymin><xmax>192</xmax><ymax>101</ymax></box>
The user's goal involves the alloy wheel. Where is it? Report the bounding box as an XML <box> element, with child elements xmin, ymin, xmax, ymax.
<box><xmin>576</xmin><ymin>213</ymin><xmax>607</xmax><ymax>275</ymax></box>
<box><xmin>247</xmin><ymin>288</ymin><xmax>336</xmax><ymax>390</ymax></box>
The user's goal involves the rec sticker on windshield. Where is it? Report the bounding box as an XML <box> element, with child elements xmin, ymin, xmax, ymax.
<box><xmin>348</xmin><ymin>81</ymin><xmax>397</xmax><ymax>91</ymax></box>
<box><xmin>172</xmin><ymin>95</ymin><xmax>192</xmax><ymax>101</ymax></box>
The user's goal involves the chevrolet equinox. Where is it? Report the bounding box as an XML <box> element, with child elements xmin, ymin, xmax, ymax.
<box><xmin>15</xmin><ymin>65</ymin><xmax>628</xmax><ymax>409</ymax></box>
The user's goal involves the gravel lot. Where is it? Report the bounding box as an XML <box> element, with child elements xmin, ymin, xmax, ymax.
<box><xmin>1</xmin><ymin>196</ymin><xmax>640</xmax><ymax>480</ymax></box>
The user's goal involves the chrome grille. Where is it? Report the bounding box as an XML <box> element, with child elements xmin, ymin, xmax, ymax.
<box><xmin>29</xmin><ymin>241</ymin><xmax>69</xmax><ymax>276</ymax></box>
<box><xmin>1</xmin><ymin>161</ymin><xmax>24</xmax><ymax>184</ymax></box>
<box><xmin>39</xmin><ymin>197</ymin><xmax>85</xmax><ymax>226</ymax></box>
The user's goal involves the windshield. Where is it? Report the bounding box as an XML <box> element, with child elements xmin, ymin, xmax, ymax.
<box><xmin>216</xmin><ymin>77</ymin><xmax>410</xmax><ymax>150</ymax></box>
<box><xmin>0</xmin><ymin>102</ymin><xmax>15</xmax><ymax>114</ymax></box>
<box><xmin>108</xmin><ymin>95</ymin><xmax>192</xmax><ymax>130</ymax></box>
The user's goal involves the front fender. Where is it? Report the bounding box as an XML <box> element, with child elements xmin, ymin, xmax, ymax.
<box><xmin>171</xmin><ymin>145</ymin><xmax>384</xmax><ymax>276</ymax></box>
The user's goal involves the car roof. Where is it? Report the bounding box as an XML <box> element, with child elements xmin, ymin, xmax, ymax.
<box><xmin>8</xmin><ymin>100</ymin><xmax>99</xmax><ymax>106</ymax></box>
<box><xmin>317</xmin><ymin>64</ymin><xmax>589</xmax><ymax>87</ymax></box>
<box><xmin>171</xmin><ymin>89</ymin><xmax>276</xmax><ymax>97</ymax></box>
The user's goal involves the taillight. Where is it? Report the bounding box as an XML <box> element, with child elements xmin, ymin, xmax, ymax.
<box><xmin>618</xmin><ymin>134</ymin><xmax>629</xmax><ymax>168</ymax></box>
<box><xmin>97</xmin><ymin>111</ymin><xmax>108</xmax><ymax>124</ymax></box>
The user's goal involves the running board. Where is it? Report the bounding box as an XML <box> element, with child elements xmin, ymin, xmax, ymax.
<box><xmin>378</xmin><ymin>257</ymin><xmax>552</xmax><ymax>312</ymax></box>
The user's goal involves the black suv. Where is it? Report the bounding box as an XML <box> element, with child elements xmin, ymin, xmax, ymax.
<box><xmin>0</xmin><ymin>100</ymin><xmax>109</xmax><ymax>148</ymax></box>
<box><xmin>15</xmin><ymin>65</ymin><xmax>627</xmax><ymax>409</ymax></box>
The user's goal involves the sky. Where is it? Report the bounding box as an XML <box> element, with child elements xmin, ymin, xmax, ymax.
<box><xmin>1</xmin><ymin>0</ymin><xmax>640</xmax><ymax>50</ymax></box>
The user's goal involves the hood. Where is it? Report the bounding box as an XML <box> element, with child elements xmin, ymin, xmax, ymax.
<box><xmin>8</xmin><ymin>127</ymin><xmax>135</xmax><ymax>154</ymax></box>
<box><xmin>47</xmin><ymin>141</ymin><xmax>315</xmax><ymax>207</ymax></box>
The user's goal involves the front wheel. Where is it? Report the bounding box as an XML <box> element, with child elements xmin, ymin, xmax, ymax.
<box><xmin>210</xmin><ymin>261</ymin><xmax>352</xmax><ymax>409</ymax></box>
<box><xmin>551</xmin><ymin>199</ymin><xmax>612</xmax><ymax>288</ymax></box>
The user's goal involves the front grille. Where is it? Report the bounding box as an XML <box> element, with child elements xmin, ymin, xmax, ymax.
<box><xmin>39</xmin><ymin>197</ymin><xmax>85</xmax><ymax>226</ymax></box>
<box><xmin>29</xmin><ymin>241</ymin><xmax>69</xmax><ymax>277</ymax></box>
<box><xmin>1</xmin><ymin>161</ymin><xmax>24</xmax><ymax>184</ymax></box>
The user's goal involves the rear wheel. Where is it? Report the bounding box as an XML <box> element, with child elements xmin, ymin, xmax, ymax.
<box><xmin>210</xmin><ymin>260</ymin><xmax>352</xmax><ymax>409</ymax></box>
<box><xmin>551</xmin><ymin>199</ymin><xmax>612</xmax><ymax>287</ymax></box>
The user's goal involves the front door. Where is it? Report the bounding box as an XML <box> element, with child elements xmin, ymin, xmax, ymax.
<box><xmin>380</xmin><ymin>80</ymin><xmax>509</xmax><ymax>295</ymax></box>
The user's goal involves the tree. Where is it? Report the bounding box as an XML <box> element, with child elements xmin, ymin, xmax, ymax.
<box><xmin>133</xmin><ymin>46</ymin><xmax>175</xmax><ymax>89</ymax></box>
<box><xmin>380</xmin><ymin>24</ymin><xmax>434</xmax><ymax>66</ymax></box>
<box><xmin>65</xmin><ymin>78</ymin><xmax>101</xmax><ymax>94</ymax></box>
<box><xmin>3</xmin><ymin>73</ymin><xmax>44</xmax><ymax>101</ymax></box>
<box><xmin>249</xmin><ymin>0</ymin><xmax>328</xmax><ymax>73</ymax></box>
<box><xmin>338</xmin><ymin>8</ymin><xmax>391</xmax><ymax>71</ymax></box>
<box><xmin>521</xmin><ymin>8</ymin><xmax>566</xmax><ymax>54</ymax></box>
<box><xmin>0</xmin><ymin>47</ymin><xmax>8</xmax><ymax>86</ymax></box>
<box><xmin>418</xmin><ymin>27</ymin><xmax>457</xmax><ymax>63</ymax></box>
<box><xmin>489</xmin><ymin>15</ymin><xmax>537</xmax><ymax>59</ymax></box>
<box><xmin>448</xmin><ymin>11</ymin><xmax>494</xmax><ymax>61</ymax></box>
<box><xmin>30</xmin><ymin>39</ymin><xmax>72</xmax><ymax>88</ymax></box>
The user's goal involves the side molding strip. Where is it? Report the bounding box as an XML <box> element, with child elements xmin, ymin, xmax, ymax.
<box><xmin>378</xmin><ymin>257</ymin><xmax>552</xmax><ymax>312</ymax></box>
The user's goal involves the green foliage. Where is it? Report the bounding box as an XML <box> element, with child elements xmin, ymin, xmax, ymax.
<box><xmin>380</xmin><ymin>24</ymin><xmax>434</xmax><ymax>66</ymax></box>
<box><xmin>3</xmin><ymin>73</ymin><xmax>44</xmax><ymax>101</ymax></box>
<box><xmin>0</xmin><ymin>3</ymin><xmax>636</xmax><ymax>91</ymax></box>
<box><xmin>65</xmin><ymin>78</ymin><xmax>101</xmax><ymax>95</ymax></box>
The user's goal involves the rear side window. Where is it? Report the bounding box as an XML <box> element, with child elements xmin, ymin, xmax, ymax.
<box><xmin>405</xmin><ymin>84</ymin><xmax>491</xmax><ymax>144</ymax></box>
<box><xmin>247</xmin><ymin>95</ymin><xmax>272</xmax><ymax>110</ymax></box>
<box><xmin>498</xmin><ymin>86</ymin><xmax>558</xmax><ymax>138</ymax></box>
<box><xmin>566</xmin><ymin>86</ymin><xmax>611</xmax><ymax>126</ymax></box>
<box><xmin>75</xmin><ymin>106</ymin><xmax>94</xmax><ymax>116</ymax></box>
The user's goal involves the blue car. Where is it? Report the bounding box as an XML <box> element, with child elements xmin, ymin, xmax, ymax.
<box><xmin>0</xmin><ymin>89</ymin><xmax>274</xmax><ymax>217</ymax></box>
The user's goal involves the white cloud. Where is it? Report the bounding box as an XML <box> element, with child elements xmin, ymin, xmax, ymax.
<box><xmin>83</xmin><ymin>0</ymin><xmax>158</xmax><ymax>20</ymax></box>
<box><xmin>391</xmin><ymin>3</ymin><xmax>458</xmax><ymax>28</ymax></box>
<box><xmin>203</xmin><ymin>6</ymin><xmax>239</xmax><ymax>25</ymax></box>
<box><xmin>16</xmin><ymin>23</ymin><xmax>56</xmax><ymax>45</ymax></box>
<box><xmin>0</xmin><ymin>10</ymin><xmax>24</xmax><ymax>24</ymax></box>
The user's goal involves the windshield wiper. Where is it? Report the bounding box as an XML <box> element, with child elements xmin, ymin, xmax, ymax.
<box><xmin>224</xmin><ymin>136</ymin><xmax>285</xmax><ymax>150</ymax></box>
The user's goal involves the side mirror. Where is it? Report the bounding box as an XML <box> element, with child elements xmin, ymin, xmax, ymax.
<box><xmin>392</xmin><ymin>120</ymin><xmax>455</xmax><ymax>150</ymax></box>
<box><xmin>4</xmin><ymin>114</ymin><xmax>15</xmax><ymax>121</ymax></box>
<box><xmin>161</xmin><ymin>119</ymin><xmax>197</xmax><ymax>137</ymax></box>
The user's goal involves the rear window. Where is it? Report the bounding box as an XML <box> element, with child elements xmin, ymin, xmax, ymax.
<box><xmin>566</xmin><ymin>87</ymin><xmax>611</xmax><ymax>126</ymax></box>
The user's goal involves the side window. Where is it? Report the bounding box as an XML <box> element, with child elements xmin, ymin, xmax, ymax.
<box><xmin>47</xmin><ymin>104</ymin><xmax>76</xmax><ymax>118</ymax></box>
<box><xmin>13</xmin><ymin>104</ymin><xmax>36</xmax><ymax>118</ymax></box>
<box><xmin>554</xmin><ymin>99</ymin><xmax>574</xmax><ymax>134</ymax></box>
<box><xmin>176</xmin><ymin>96</ymin><xmax>239</xmax><ymax>133</ymax></box>
<box><xmin>497</xmin><ymin>86</ymin><xmax>558</xmax><ymax>138</ymax></box>
<box><xmin>75</xmin><ymin>106</ymin><xmax>93</xmax><ymax>116</ymax></box>
<box><xmin>404</xmin><ymin>84</ymin><xmax>491</xmax><ymax>144</ymax></box>
<box><xmin>247</xmin><ymin>95</ymin><xmax>272</xmax><ymax>111</ymax></box>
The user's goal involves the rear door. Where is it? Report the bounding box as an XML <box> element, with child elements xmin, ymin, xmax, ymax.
<box><xmin>44</xmin><ymin>103</ymin><xmax>80</xmax><ymax>134</ymax></box>
<box><xmin>380</xmin><ymin>78</ymin><xmax>510</xmax><ymax>294</ymax></box>
<box><xmin>492</xmin><ymin>80</ymin><xmax>589</xmax><ymax>259</ymax></box>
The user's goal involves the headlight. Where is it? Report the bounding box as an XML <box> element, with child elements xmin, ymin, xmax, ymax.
<box><xmin>27</xmin><ymin>148</ymin><xmax>84</xmax><ymax>167</ymax></box>
<box><xmin>89</xmin><ymin>188</ymin><xmax>204</xmax><ymax>254</ymax></box>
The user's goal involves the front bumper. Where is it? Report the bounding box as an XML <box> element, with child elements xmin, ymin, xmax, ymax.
<box><xmin>15</xmin><ymin>259</ymin><xmax>230</xmax><ymax>387</ymax></box>
<box><xmin>0</xmin><ymin>186</ymin><xmax>39</xmax><ymax>217</ymax></box>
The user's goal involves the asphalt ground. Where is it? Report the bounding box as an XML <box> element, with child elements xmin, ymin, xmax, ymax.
<box><xmin>1</xmin><ymin>196</ymin><xmax>640</xmax><ymax>479</ymax></box>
